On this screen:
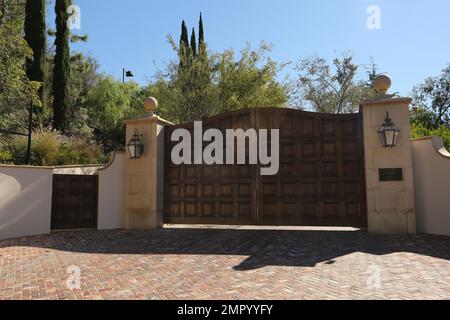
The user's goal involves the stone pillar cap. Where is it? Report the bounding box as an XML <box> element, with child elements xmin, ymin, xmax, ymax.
<box><xmin>144</xmin><ymin>97</ymin><xmax>158</xmax><ymax>113</ymax></box>
<box><xmin>373</xmin><ymin>75</ymin><xmax>392</xmax><ymax>95</ymax></box>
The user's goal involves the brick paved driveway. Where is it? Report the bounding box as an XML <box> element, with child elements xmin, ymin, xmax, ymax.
<box><xmin>1</xmin><ymin>225</ymin><xmax>450</xmax><ymax>300</ymax></box>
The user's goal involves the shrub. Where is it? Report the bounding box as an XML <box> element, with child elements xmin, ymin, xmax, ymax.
<box><xmin>0</xmin><ymin>149</ymin><xmax>12</xmax><ymax>163</ymax></box>
<box><xmin>8</xmin><ymin>128</ymin><xmax>107</xmax><ymax>166</ymax></box>
<box><xmin>411</xmin><ymin>123</ymin><xmax>450</xmax><ymax>150</ymax></box>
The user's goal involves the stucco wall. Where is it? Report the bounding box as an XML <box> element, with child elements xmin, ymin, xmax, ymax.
<box><xmin>0</xmin><ymin>167</ymin><xmax>53</xmax><ymax>240</ymax></box>
<box><xmin>97</xmin><ymin>152</ymin><xmax>125</xmax><ymax>230</ymax></box>
<box><xmin>412</xmin><ymin>137</ymin><xmax>450</xmax><ymax>236</ymax></box>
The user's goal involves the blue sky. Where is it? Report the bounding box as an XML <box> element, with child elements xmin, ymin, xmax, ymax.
<box><xmin>50</xmin><ymin>0</ymin><xmax>450</xmax><ymax>97</ymax></box>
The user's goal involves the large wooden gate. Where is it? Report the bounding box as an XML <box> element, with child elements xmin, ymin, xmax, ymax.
<box><xmin>164</xmin><ymin>108</ymin><xmax>367</xmax><ymax>227</ymax></box>
<box><xmin>51</xmin><ymin>175</ymin><xmax>98</xmax><ymax>230</ymax></box>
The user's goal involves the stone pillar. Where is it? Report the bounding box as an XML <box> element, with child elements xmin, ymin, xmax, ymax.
<box><xmin>123</xmin><ymin>98</ymin><xmax>172</xmax><ymax>230</ymax></box>
<box><xmin>361</xmin><ymin>76</ymin><xmax>416</xmax><ymax>234</ymax></box>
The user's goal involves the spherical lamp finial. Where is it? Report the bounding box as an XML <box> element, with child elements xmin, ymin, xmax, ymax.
<box><xmin>144</xmin><ymin>97</ymin><xmax>158</xmax><ymax>113</ymax></box>
<box><xmin>373</xmin><ymin>75</ymin><xmax>392</xmax><ymax>95</ymax></box>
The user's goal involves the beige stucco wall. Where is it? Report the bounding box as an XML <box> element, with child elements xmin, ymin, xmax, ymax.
<box><xmin>97</xmin><ymin>152</ymin><xmax>125</xmax><ymax>230</ymax></box>
<box><xmin>412</xmin><ymin>137</ymin><xmax>450</xmax><ymax>236</ymax></box>
<box><xmin>123</xmin><ymin>115</ymin><xmax>170</xmax><ymax>230</ymax></box>
<box><xmin>0</xmin><ymin>166</ymin><xmax>53</xmax><ymax>240</ymax></box>
<box><xmin>361</xmin><ymin>97</ymin><xmax>416</xmax><ymax>234</ymax></box>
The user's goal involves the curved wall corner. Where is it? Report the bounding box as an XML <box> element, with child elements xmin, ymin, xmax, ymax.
<box><xmin>97</xmin><ymin>152</ymin><xmax>125</xmax><ymax>230</ymax></box>
<box><xmin>412</xmin><ymin>136</ymin><xmax>450</xmax><ymax>236</ymax></box>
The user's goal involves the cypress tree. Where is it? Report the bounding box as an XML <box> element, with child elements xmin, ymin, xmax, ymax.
<box><xmin>190</xmin><ymin>28</ymin><xmax>197</xmax><ymax>57</ymax></box>
<box><xmin>24</xmin><ymin>0</ymin><xmax>47</xmax><ymax>107</ymax></box>
<box><xmin>0</xmin><ymin>0</ymin><xmax>5</xmax><ymax>24</ymax></box>
<box><xmin>180</xmin><ymin>20</ymin><xmax>189</xmax><ymax>48</ymax></box>
<box><xmin>53</xmin><ymin>0</ymin><xmax>71</xmax><ymax>131</ymax></box>
<box><xmin>198</xmin><ymin>13</ymin><xmax>205</xmax><ymax>46</ymax></box>
<box><xmin>198</xmin><ymin>13</ymin><xmax>206</xmax><ymax>60</ymax></box>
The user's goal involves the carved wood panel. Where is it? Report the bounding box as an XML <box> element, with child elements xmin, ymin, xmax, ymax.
<box><xmin>164</xmin><ymin>108</ymin><xmax>367</xmax><ymax>227</ymax></box>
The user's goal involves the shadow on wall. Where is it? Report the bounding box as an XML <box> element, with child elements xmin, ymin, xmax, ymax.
<box><xmin>0</xmin><ymin>168</ymin><xmax>53</xmax><ymax>240</ymax></box>
<box><xmin>0</xmin><ymin>228</ymin><xmax>449</xmax><ymax>271</ymax></box>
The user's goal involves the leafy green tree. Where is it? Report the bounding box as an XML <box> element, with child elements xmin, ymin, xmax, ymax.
<box><xmin>411</xmin><ymin>122</ymin><xmax>450</xmax><ymax>150</ymax></box>
<box><xmin>293</xmin><ymin>53</ymin><xmax>376</xmax><ymax>114</ymax></box>
<box><xmin>24</xmin><ymin>0</ymin><xmax>46</xmax><ymax>111</ymax></box>
<box><xmin>52</xmin><ymin>0</ymin><xmax>71</xmax><ymax>131</ymax></box>
<box><xmin>0</xmin><ymin>0</ymin><xmax>40</xmax><ymax>132</ymax></box>
<box><xmin>153</xmin><ymin>40</ymin><xmax>287</xmax><ymax>124</ymax></box>
<box><xmin>85</xmin><ymin>76</ymin><xmax>144</xmax><ymax>152</ymax></box>
<box><xmin>412</xmin><ymin>66</ymin><xmax>450</xmax><ymax>128</ymax></box>
<box><xmin>64</xmin><ymin>53</ymin><xmax>100</xmax><ymax>137</ymax></box>
<box><xmin>215</xmin><ymin>43</ymin><xmax>287</xmax><ymax>113</ymax></box>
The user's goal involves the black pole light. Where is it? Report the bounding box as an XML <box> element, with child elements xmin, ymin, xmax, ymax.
<box><xmin>122</xmin><ymin>68</ymin><xmax>134</xmax><ymax>83</ymax></box>
<box><xmin>378</xmin><ymin>112</ymin><xmax>400</xmax><ymax>149</ymax></box>
<box><xmin>127</xmin><ymin>129</ymin><xmax>144</xmax><ymax>159</ymax></box>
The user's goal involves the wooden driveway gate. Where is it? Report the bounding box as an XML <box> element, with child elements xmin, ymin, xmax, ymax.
<box><xmin>51</xmin><ymin>175</ymin><xmax>99</xmax><ymax>230</ymax></box>
<box><xmin>164</xmin><ymin>108</ymin><xmax>367</xmax><ymax>227</ymax></box>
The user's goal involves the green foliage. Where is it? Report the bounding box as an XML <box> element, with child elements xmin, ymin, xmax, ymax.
<box><xmin>154</xmin><ymin>39</ymin><xmax>287</xmax><ymax>124</ymax></box>
<box><xmin>52</xmin><ymin>0</ymin><xmax>71</xmax><ymax>131</ymax></box>
<box><xmin>412</xmin><ymin>66</ymin><xmax>450</xmax><ymax>127</ymax></box>
<box><xmin>65</xmin><ymin>53</ymin><xmax>100</xmax><ymax>137</ymax></box>
<box><xmin>8</xmin><ymin>128</ymin><xmax>105</xmax><ymax>166</ymax></box>
<box><xmin>215</xmin><ymin>43</ymin><xmax>287</xmax><ymax>113</ymax></box>
<box><xmin>85</xmin><ymin>76</ymin><xmax>145</xmax><ymax>152</ymax></box>
<box><xmin>410</xmin><ymin>107</ymin><xmax>436</xmax><ymax>130</ymax></box>
<box><xmin>411</xmin><ymin>123</ymin><xmax>450</xmax><ymax>150</ymax></box>
<box><xmin>0</xmin><ymin>148</ymin><xmax>12</xmax><ymax>163</ymax></box>
<box><xmin>24</xmin><ymin>0</ymin><xmax>46</xmax><ymax>107</ymax></box>
<box><xmin>293</xmin><ymin>53</ymin><xmax>377</xmax><ymax>114</ymax></box>
<box><xmin>0</xmin><ymin>0</ymin><xmax>40</xmax><ymax>130</ymax></box>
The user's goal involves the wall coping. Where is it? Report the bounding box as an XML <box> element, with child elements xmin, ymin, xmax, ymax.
<box><xmin>0</xmin><ymin>163</ymin><xmax>105</xmax><ymax>170</ymax></box>
<box><xmin>97</xmin><ymin>151</ymin><xmax>126</xmax><ymax>172</ymax></box>
<box><xmin>125</xmin><ymin>114</ymin><xmax>174</xmax><ymax>126</ymax></box>
<box><xmin>360</xmin><ymin>97</ymin><xmax>412</xmax><ymax>107</ymax></box>
<box><xmin>0</xmin><ymin>153</ymin><xmax>126</xmax><ymax>171</ymax></box>
<box><xmin>411</xmin><ymin>136</ymin><xmax>450</xmax><ymax>159</ymax></box>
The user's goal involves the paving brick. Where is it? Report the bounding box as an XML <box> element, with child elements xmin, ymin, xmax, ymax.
<box><xmin>0</xmin><ymin>226</ymin><xmax>449</xmax><ymax>300</ymax></box>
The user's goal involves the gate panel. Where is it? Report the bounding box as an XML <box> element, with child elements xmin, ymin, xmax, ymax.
<box><xmin>164</xmin><ymin>108</ymin><xmax>367</xmax><ymax>227</ymax></box>
<box><xmin>256</xmin><ymin>108</ymin><xmax>367</xmax><ymax>227</ymax></box>
<box><xmin>165</xmin><ymin>109</ymin><xmax>258</xmax><ymax>225</ymax></box>
<box><xmin>51</xmin><ymin>175</ymin><xmax>98</xmax><ymax>230</ymax></box>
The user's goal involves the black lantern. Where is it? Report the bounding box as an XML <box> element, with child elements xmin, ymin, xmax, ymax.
<box><xmin>127</xmin><ymin>129</ymin><xmax>144</xmax><ymax>159</ymax></box>
<box><xmin>378</xmin><ymin>112</ymin><xmax>400</xmax><ymax>149</ymax></box>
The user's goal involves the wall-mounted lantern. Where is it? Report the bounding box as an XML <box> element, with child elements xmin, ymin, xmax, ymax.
<box><xmin>378</xmin><ymin>112</ymin><xmax>400</xmax><ymax>149</ymax></box>
<box><xmin>127</xmin><ymin>129</ymin><xmax>144</xmax><ymax>159</ymax></box>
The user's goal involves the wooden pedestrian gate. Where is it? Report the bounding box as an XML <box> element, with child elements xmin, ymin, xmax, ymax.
<box><xmin>164</xmin><ymin>108</ymin><xmax>367</xmax><ymax>227</ymax></box>
<box><xmin>51</xmin><ymin>175</ymin><xmax>99</xmax><ymax>230</ymax></box>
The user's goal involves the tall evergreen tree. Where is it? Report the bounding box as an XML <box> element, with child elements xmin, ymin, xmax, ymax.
<box><xmin>190</xmin><ymin>28</ymin><xmax>197</xmax><ymax>57</ymax></box>
<box><xmin>198</xmin><ymin>13</ymin><xmax>205</xmax><ymax>46</ymax></box>
<box><xmin>24</xmin><ymin>0</ymin><xmax>46</xmax><ymax>109</ymax></box>
<box><xmin>0</xmin><ymin>0</ymin><xmax>5</xmax><ymax>25</ymax></box>
<box><xmin>53</xmin><ymin>0</ymin><xmax>71</xmax><ymax>131</ymax></box>
<box><xmin>180</xmin><ymin>20</ymin><xmax>189</xmax><ymax>48</ymax></box>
